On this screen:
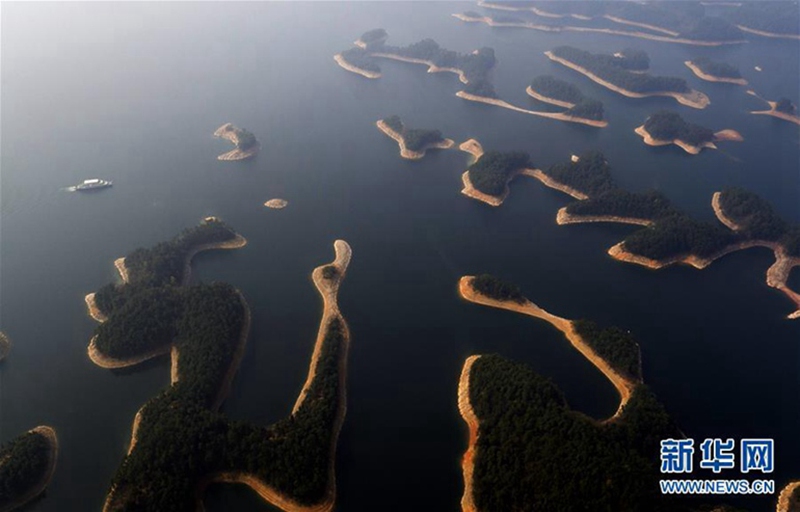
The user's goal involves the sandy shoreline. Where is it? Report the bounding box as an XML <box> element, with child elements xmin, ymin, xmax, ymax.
<box><xmin>213</xmin><ymin>123</ymin><xmax>260</xmax><ymax>161</ymax></box>
<box><xmin>525</xmin><ymin>86</ymin><xmax>576</xmax><ymax>108</ymax></box>
<box><xmin>0</xmin><ymin>426</ymin><xmax>59</xmax><ymax>512</ymax></box>
<box><xmin>458</xmin><ymin>138</ymin><xmax>484</xmax><ymax>162</ymax></box>
<box><xmin>265</xmin><ymin>198</ymin><xmax>288</xmax><ymax>209</ymax></box>
<box><xmin>529</xmin><ymin>169</ymin><xmax>588</xmax><ymax>200</ymax></box>
<box><xmin>684</xmin><ymin>61</ymin><xmax>747</xmax><ymax>85</ymax></box>
<box><xmin>456</xmin><ymin>91</ymin><xmax>608</xmax><ymax>127</ymax></box>
<box><xmin>546</xmin><ymin>51</ymin><xmax>710</xmax><ymax>109</ymax></box>
<box><xmin>457</xmin><ymin>355</ymin><xmax>480</xmax><ymax>512</ymax></box>
<box><xmin>711</xmin><ymin>192</ymin><xmax>742</xmax><ymax>231</ymax></box>
<box><xmin>333</xmin><ymin>54</ymin><xmax>381</xmax><ymax>79</ymax></box>
<box><xmin>635</xmin><ymin>125</ymin><xmax>716</xmax><ymax>154</ymax></box>
<box><xmin>602</xmin><ymin>14</ymin><xmax>679</xmax><ymax>36</ymax></box>
<box><xmin>376</xmin><ymin>120</ymin><xmax>454</xmax><ymax>160</ymax></box>
<box><xmin>556</xmin><ymin>207</ymin><xmax>654</xmax><ymax>226</ymax></box>
<box><xmin>737</xmin><ymin>25</ymin><xmax>800</xmax><ymax>40</ymax></box>
<box><xmin>460</xmin><ymin>168</ymin><xmax>538</xmax><ymax>207</ymax></box>
<box><xmin>369</xmin><ymin>52</ymin><xmax>469</xmax><ymax>84</ymax></box>
<box><xmin>751</xmin><ymin>101</ymin><xmax>800</xmax><ymax>126</ymax></box>
<box><xmin>459</xmin><ymin>277</ymin><xmax>637</xmax><ymax>420</ymax></box>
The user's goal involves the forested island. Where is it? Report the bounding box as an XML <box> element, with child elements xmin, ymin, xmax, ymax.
<box><xmin>376</xmin><ymin>115</ymin><xmax>454</xmax><ymax>159</ymax></box>
<box><xmin>547</xmin><ymin>46</ymin><xmax>710</xmax><ymax>109</ymax></box>
<box><xmin>88</xmin><ymin>225</ymin><xmax>355</xmax><ymax>510</ymax></box>
<box><xmin>213</xmin><ymin>123</ymin><xmax>259</xmax><ymax>161</ymax></box>
<box><xmin>751</xmin><ymin>97</ymin><xmax>800</xmax><ymax>125</ymax></box>
<box><xmin>636</xmin><ymin>111</ymin><xmax>742</xmax><ymax>154</ymax></box>
<box><xmin>461</xmin><ymin>149</ymin><xmax>534</xmax><ymax>206</ymax></box>
<box><xmin>0</xmin><ymin>331</ymin><xmax>10</xmax><ymax>362</ymax></box>
<box><xmin>460</xmin><ymin>2</ymin><xmax>746</xmax><ymax>45</ymax></box>
<box><xmin>0</xmin><ymin>426</ymin><xmax>59</xmax><ymax>511</ymax></box>
<box><xmin>685</xmin><ymin>57</ymin><xmax>746</xmax><ymax>85</ymax></box>
<box><xmin>354</xmin><ymin>28</ymin><xmax>388</xmax><ymax>49</ymax></box>
<box><xmin>526</xmin><ymin>75</ymin><xmax>606</xmax><ymax>121</ymax></box>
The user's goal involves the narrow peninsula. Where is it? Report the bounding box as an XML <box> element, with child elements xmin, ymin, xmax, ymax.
<box><xmin>87</xmin><ymin>220</ymin><xmax>354</xmax><ymax>511</ymax></box>
<box><xmin>213</xmin><ymin>123</ymin><xmax>259</xmax><ymax>161</ymax></box>
<box><xmin>751</xmin><ymin>97</ymin><xmax>800</xmax><ymax>126</ymax></box>
<box><xmin>685</xmin><ymin>57</ymin><xmax>747</xmax><ymax>85</ymax></box>
<box><xmin>455</xmin><ymin>274</ymin><xmax>721</xmax><ymax>511</ymax></box>
<box><xmin>635</xmin><ymin>110</ymin><xmax>743</xmax><ymax>154</ymax></box>
<box><xmin>0</xmin><ymin>426</ymin><xmax>59</xmax><ymax>512</ymax></box>
<box><xmin>334</xmin><ymin>48</ymin><xmax>381</xmax><ymax>79</ymax></box>
<box><xmin>547</xmin><ymin>46</ymin><xmax>710</xmax><ymax>109</ymax></box>
<box><xmin>376</xmin><ymin>116</ymin><xmax>454</xmax><ymax>159</ymax></box>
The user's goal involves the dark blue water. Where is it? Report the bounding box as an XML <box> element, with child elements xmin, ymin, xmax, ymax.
<box><xmin>1</xmin><ymin>3</ymin><xmax>798</xmax><ymax>511</ymax></box>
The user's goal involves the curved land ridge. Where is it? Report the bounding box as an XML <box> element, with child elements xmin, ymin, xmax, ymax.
<box><xmin>457</xmin><ymin>276</ymin><xmax>642</xmax><ymax>512</ymax></box>
<box><xmin>335</xmin><ymin>33</ymin><xmax>607</xmax><ymax>128</ymax></box>
<box><xmin>750</xmin><ymin>99</ymin><xmax>800</xmax><ymax>126</ymax></box>
<box><xmin>634</xmin><ymin>124</ymin><xmax>743</xmax><ymax>155</ymax></box>
<box><xmin>0</xmin><ymin>426</ymin><xmax>59</xmax><ymax>512</ymax></box>
<box><xmin>457</xmin><ymin>139</ymin><xmax>541</xmax><ymax>207</ymax></box>
<box><xmin>375</xmin><ymin>119</ymin><xmax>455</xmax><ymax>160</ymax></box>
<box><xmin>545</xmin><ymin>51</ymin><xmax>710</xmax><ymax>109</ymax></box>
<box><xmin>684</xmin><ymin>60</ymin><xmax>748</xmax><ymax>85</ymax></box>
<box><xmin>454</xmin><ymin>10</ymin><xmax>746</xmax><ymax>46</ymax></box>
<box><xmin>544</xmin><ymin>177</ymin><xmax>800</xmax><ymax>319</ymax></box>
<box><xmin>776</xmin><ymin>481</ymin><xmax>800</xmax><ymax>512</ymax></box>
<box><xmin>213</xmin><ymin>123</ymin><xmax>260</xmax><ymax>161</ymax></box>
<box><xmin>85</xmin><ymin>220</ymin><xmax>353</xmax><ymax>511</ymax></box>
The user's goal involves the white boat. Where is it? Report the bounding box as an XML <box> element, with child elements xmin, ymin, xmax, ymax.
<box><xmin>73</xmin><ymin>178</ymin><xmax>112</xmax><ymax>191</ymax></box>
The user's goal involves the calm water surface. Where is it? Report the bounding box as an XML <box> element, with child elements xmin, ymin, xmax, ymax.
<box><xmin>1</xmin><ymin>3</ymin><xmax>798</xmax><ymax>511</ymax></box>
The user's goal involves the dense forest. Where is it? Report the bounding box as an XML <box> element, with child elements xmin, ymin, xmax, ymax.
<box><xmin>614</xmin><ymin>48</ymin><xmax>650</xmax><ymax>71</ymax></box>
<box><xmin>690</xmin><ymin>57</ymin><xmax>742</xmax><ymax>79</ymax></box>
<box><xmin>529</xmin><ymin>75</ymin><xmax>585</xmax><ymax>104</ymax></box>
<box><xmin>551</xmin><ymin>46</ymin><xmax>691</xmax><ymax>94</ymax></box>
<box><xmin>358</xmin><ymin>28</ymin><xmax>387</xmax><ymax>47</ymax></box>
<box><xmin>0</xmin><ymin>430</ymin><xmax>52</xmax><ymax>508</ymax></box>
<box><xmin>565</xmin><ymin>99</ymin><xmax>605</xmax><ymax>121</ymax></box>
<box><xmin>573</xmin><ymin>319</ymin><xmax>642</xmax><ymax>381</ymax></box>
<box><xmin>93</xmin><ymin>224</ymin><xmax>349</xmax><ymax>510</ymax></box>
<box><xmin>470</xmin><ymin>274</ymin><xmax>526</xmax><ymax>304</ymax></box>
<box><xmin>468</xmin><ymin>354</ymin><xmax>693</xmax><ymax>511</ymax></box>
<box><xmin>234</xmin><ymin>128</ymin><xmax>257</xmax><ymax>150</ymax></box>
<box><xmin>776</xmin><ymin>98</ymin><xmax>798</xmax><ymax>115</ymax></box>
<box><xmin>339</xmin><ymin>47</ymin><xmax>381</xmax><ymax>73</ymax></box>
<box><xmin>467</xmin><ymin>150</ymin><xmax>531</xmax><ymax>196</ymax></box>
<box><xmin>108</xmin><ymin>318</ymin><xmax>347</xmax><ymax>511</ymax></box>
<box><xmin>566</xmin><ymin>189</ymin><xmax>675</xmax><ymax>221</ymax></box>
<box><xmin>544</xmin><ymin>150</ymin><xmax>615</xmax><ymax>197</ymax></box>
<box><xmin>93</xmin><ymin>219</ymin><xmax>238</xmax><ymax>315</ymax></box>
<box><xmin>679</xmin><ymin>16</ymin><xmax>743</xmax><ymax>42</ymax></box>
<box><xmin>375</xmin><ymin>36</ymin><xmax>497</xmax><ymax>83</ymax></box>
<box><xmin>623</xmin><ymin>213</ymin><xmax>738</xmax><ymax>260</ymax></box>
<box><xmin>719</xmin><ymin>187</ymin><xmax>800</xmax><ymax>257</ymax></box>
<box><xmin>643</xmin><ymin>111</ymin><xmax>715</xmax><ymax>146</ymax></box>
<box><xmin>462</xmin><ymin>79</ymin><xmax>498</xmax><ymax>99</ymax></box>
<box><xmin>726</xmin><ymin>2</ymin><xmax>800</xmax><ymax>36</ymax></box>
<box><xmin>381</xmin><ymin>115</ymin><xmax>446</xmax><ymax>151</ymax></box>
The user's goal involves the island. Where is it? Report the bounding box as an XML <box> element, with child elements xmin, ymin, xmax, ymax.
<box><xmin>354</xmin><ymin>28</ymin><xmax>387</xmax><ymax>49</ymax></box>
<box><xmin>456</xmin><ymin>275</ymin><xmax>718</xmax><ymax>511</ymax></box>
<box><xmin>264</xmin><ymin>198</ymin><xmax>288</xmax><ymax>209</ymax></box>
<box><xmin>458</xmin><ymin>142</ymin><xmax>536</xmax><ymax>206</ymax></box>
<box><xmin>0</xmin><ymin>332</ymin><xmax>10</xmax><ymax>362</ymax></box>
<box><xmin>458</xmin><ymin>2</ymin><xmax>746</xmax><ymax>46</ymax></box>
<box><xmin>685</xmin><ymin>57</ymin><xmax>747</xmax><ymax>85</ymax></box>
<box><xmin>635</xmin><ymin>110</ymin><xmax>743</xmax><ymax>154</ymax></box>
<box><xmin>86</xmin><ymin>220</ymin><xmax>354</xmax><ymax>511</ymax></box>
<box><xmin>213</xmin><ymin>123</ymin><xmax>259</xmax><ymax>161</ymax></box>
<box><xmin>376</xmin><ymin>116</ymin><xmax>454</xmax><ymax>159</ymax></box>
<box><xmin>546</xmin><ymin>46</ymin><xmax>710</xmax><ymax>109</ymax></box>
<box><xmin>727</xmin><ymin>2</ymin><xmax>800</xmax><ymax>39</ymax></box>
<box><xmin>536</xmin><ymin>155</ymin><xmax>800</xmax><ymax>318</ymax></box>
<box><xmin>751</xmin><ymin>97</ymin><xmax>800</xmax><ymax>126</ymax></box>
<box><xmin>527</xmin><ymin>75</ymin><xmax>606</xmax><ymax>123</ymax></box>
<box><xmin>0</xmin><ymin>426</ymin><xmax>59</xmax><ymax>512</ymax></box>
<box><xmin>333</xmin><ymin>47</ymin><xmax>381</xmax><ymax>79</ymax></box>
